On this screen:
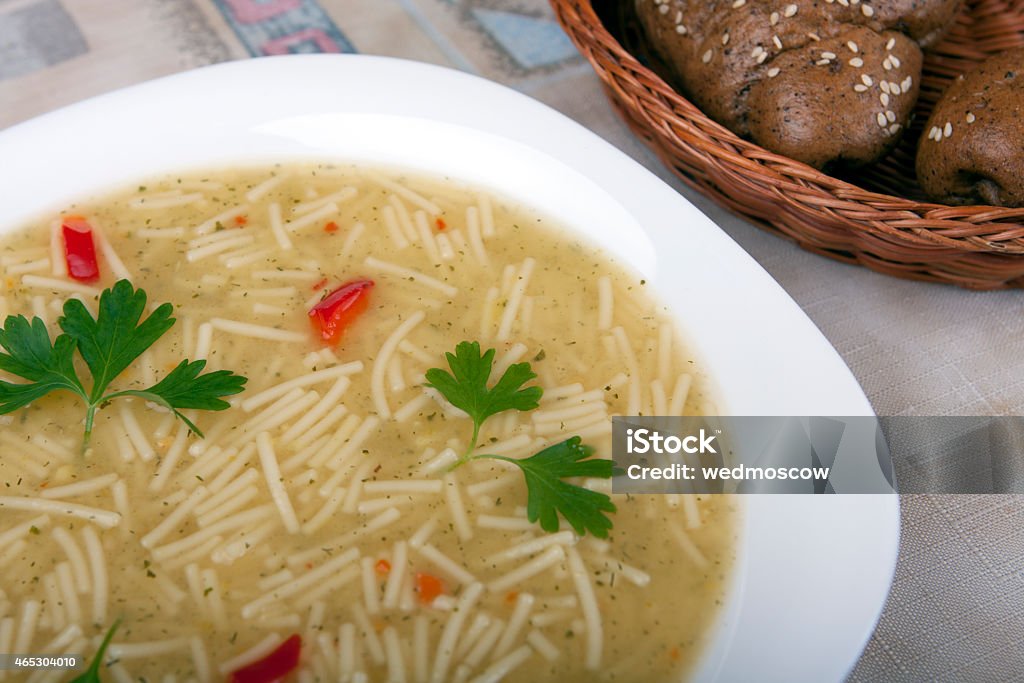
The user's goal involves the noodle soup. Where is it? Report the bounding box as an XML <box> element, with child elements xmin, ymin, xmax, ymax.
<box><xmin>0</xmin><ymin>165</ymin><xmax>736</xmax><ymax>681</ymax></box>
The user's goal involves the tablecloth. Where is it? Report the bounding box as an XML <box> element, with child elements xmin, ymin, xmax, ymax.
<box><xmin>2</xmin><ymin>1</ymin><xmax>1022</xmax><ymax>680</ymax></box>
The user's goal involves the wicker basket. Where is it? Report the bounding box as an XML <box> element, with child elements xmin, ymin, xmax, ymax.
<box><xmin>551</xmin><ymin>0</ymin><xmax>1024</xmax><ymax>289</ymax></box>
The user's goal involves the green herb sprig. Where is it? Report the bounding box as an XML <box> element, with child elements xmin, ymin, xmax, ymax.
<box><xmin>71</xmin><ymin>619</ymin><xmax>119</xmax><ymax>683</ymax></box>
<box><xmin>0</xmin><ymin>280</ymin><xmax>247</xmax><ymax>450</ymax></box>
<box><xmin>426</xmin><ymin>341</ymin><xmax>616</xmax><ymax>538</ymax></box>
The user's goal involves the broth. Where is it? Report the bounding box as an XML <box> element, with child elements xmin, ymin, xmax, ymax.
<box><xmin>0</xmin><ymin>164</ymin><xmax>737</xmax><ymax>682</ymax></box>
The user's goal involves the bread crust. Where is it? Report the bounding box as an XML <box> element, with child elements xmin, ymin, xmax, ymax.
<box><xmin>916</xmin><ymin>47</ymin><xmax>1024</xmax><ymax>207</ymax></box>
<box><xmin>636</xmin><ymin>0</ymin><xmax>960</xmax><ymax>170</ymax></box>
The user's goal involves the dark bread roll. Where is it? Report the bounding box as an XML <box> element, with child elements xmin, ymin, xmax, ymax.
<box><xmin>635</xmin><ymin>0</ymin><xmax>961</xmax><ymax>170</ymax></box>
<box><xmin>916</xmin><ymin>47</ymin><xmax>1024</xmax><ymax>207</ymax></box>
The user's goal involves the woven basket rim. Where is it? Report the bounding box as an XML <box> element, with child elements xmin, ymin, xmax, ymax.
<box><xmin>551</xmin><ymin>0</ymin><xmax>1024</xmax><ymax>260</ymax></box>
<box><xmin>586</xmin><ymin>2</ymin><xmax>1020</xmax><ymax>215</ymax></box>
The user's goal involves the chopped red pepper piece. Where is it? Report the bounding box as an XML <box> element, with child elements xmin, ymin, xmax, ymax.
<box><xmin>233</xmin><ymin>215</ymin><xmax>249</xmax><ymax>227</ymax></box>
<box><xmin>229</xmin><ymin>634</ymin><xmax>301</xmax><ymax>683</ymax></box>
<box><xmin>416</xmin><ymin>572</ymin><xmax>445</xmax><ymax>604</ymax></box>
<box><xmin>61</xmin><ymin>215</ymin><xmax>100</xmax><ymax>283</ymax></box>
<box><xmin>308</xmin><ymin>279</ymin><xmax>374</xmax><ymax>346</ymax></box>
<box><xmin>324</xmin><ymin>221</ymin><xmax>340</xmax><ymax>233</ymax></box>
<box><xmin>435</xmin><ymin>217</ymin><xmax>447</xmax><ymax>231</ymax></box>
<box><xmin>375</xmin><ymin>559</ymin><xmax>391</xmax><ymax>576</ymax></box>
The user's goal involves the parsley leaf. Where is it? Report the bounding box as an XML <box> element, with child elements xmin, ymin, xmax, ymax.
<box><xmin>425</xmin><ymin>341</ymin><xmax>541</xmax><ymax>456</ymax></box>
<box><xmin>104</xmin><ymin>359</ymin><xmax>246</xmax><ymax>438</ymax></box>
<box><xmin>71</xmin><ymin>619</ymin><xmax>119</xmax><ymax>683</ymax></box>
<box><xmin>0</xmin><ymin>279</ymin><xmax>247</xmax><ymax>449</ymax></box>
<box><xmin>427</xmin><ymin>341</ymin><xmax>615</xmax><ymax>537</ymax></box>
<box><xmin>60</xmin><ymin>279</ymin><xmax>174</xmax><ymax>402</ymax></box>
<box><xmin>0</xmin><ymin>316</ymin><xmax>86</xmax><ymax>413</ymax></box>
<box><xmin>481</xmin><ymin>438</ymin><xmax>616</xmax><ymax>538</ymax></box>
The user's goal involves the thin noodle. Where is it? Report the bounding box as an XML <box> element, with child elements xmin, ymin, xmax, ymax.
<box><xmin>245</xmin><ymin>174</ymin><xmax>288</xmax><ymax>202</ymax></box>
<box><xmin>210</xmin><ymin>317</ymin><xmax>306</xmax><ymax>343</ymax></box>
<box><xmin>119</xmin><ymin>403</ymin><xmax>155</xmax><ymax>461</ymax></box>
<box><xmin>382</xmin><ymin>205</ymin><xmax>410</xmax><ymax>250</ymax></box>
<box><xmin>360</xmin><ymin>557</ymin><xmax>382</xmax><ymax>615</ymax></box>
<box><xmin>429</xmin><ymin>582</ymin><xmax>484</xmax><ymax>683</ymax></box>
<box><xmin>307</xmin><ymin>414</ymin><xmax>361</xmax><ymax>471</ymax></box>
<box><xmin>196</xmin><ymin>486</ymin><xmax>259</xmax><ymax>528</ymax></box>
<box><xmin>394</xmin><ymin>393</ymin><xmax>431</xmax><ymax>423</ymax></box>
<box><xmin>371</xmin><ymin>311</ymin><xmax>426</xmax><ymax>418</ymax></box>
<box><xmin>190</xmin><ymin>635</ymin><xmax>212</xmax><ymax>683</ymax></box>
<box><xmin>241</xmin><ymin>548</ymin><xmax>360</xmax><ymax>618</ymax></box>
<box><xmin>493</xmin><ymin>592</ymin><xmax>534</xmax><ymax>659</ymax></box>
<box><xmin>256</xmin><ymin>433</ymin><xmax>300</xmax><ymax>534</ymax></box>
<box><xmin>151</xmin><ymin>505</ymin><xmax>274</xmax><ymax>561</ymax></box>
<box><xmin>477</xmin><ymin>194</ymin><xmax>495</xmax><ymax>238</ymax></box>
<box><xmin>383</xmin><ymin>626</ymin><xmax>407</xmax><ymax>683</ymax></box>
<box><xmin>382</xmin><ymin>541</ymin><xmax>408</xmax><ymax>610</ymax></box>
<box><xmin>413</xmin><ymin>211</ymin><xmax>441</xmax><ymax>263</ymax></box>
<box><xmin>82</xmin><ymin>526</ymin><xmax>107</xmax><ymax>623</ymax></box>
<box><xmin>141</xmin><ymin>486</ymin><xmax>208</xmax><ymax>549</ymax></box>
<box><xmin>108</xmin><ymin>637</ymin><xmax>191</xmax><ymax>659</ymax></box>
<box><xmin>49</xmin><ymin>221</ymin><xmax>66</xmax><ymax>277</ymax></box>
<box><xmin>566</xmin><ymin>547</ymin><xmax>602</xmax><ymax>669</ymax></box>
<box><xmin>340</xmin><ymin>221</ymin><xmax>365</xmax><ymax>262</ymax></box>
<box><xmin>414</xmin><ymin>615</ymin><xmax>430</xmax><ymax>683</ymax></box>
<box><xmin>241</xmin><ymin>362</ymin><xmax>363</xmax><ymax>412</ymax></box>
<box><xmin>302</xmin><ymin>489</ymin><xmax>346</xmax><ymax>536</ymax></box>
<box><xmin>42</xmin><ymin>573</ymin><xmax>65</xmax><ymax>632</ymax></box>
<box><xmin>292</xmin><ymin>187</ymin><xmax>357</xmax><ymax>216</ymax></box>
<box><xmin>461</xmin><ymin>619</ymin><xmax>504</xmax><ymax>669</ymax></box>
<box><xmin>388</xmin><ymin>195</ymin><xmax>419</xmax><ymax>243</ymax></box>
<box><xmin>443</xmin><ymin>473</ymin><xmax>473</xmax><ymax>542</ymax></box>
<box><xmin>338</xmin><ymin>623</ymin><xmax>357</xmax><ymax>680</ymax></box>
<box><xmin>51</xmin><ymin>527</ymin><xmax>90</xmax><ymax>593</ymax></box>
<box><xmin>0</xmin><ymin>514</ymin><xmax>50</xmax><ymax>547</ymax></box>
<box><xmin>268</xmin><ymin>202</ymin><xmax>292</xmax><ymax>250</ymax></box>
<box><xmin>364</xmin><ymin>257</ymin><xmax>457</xmax><ymax>297</ymax></box>
<box><xmin>351</xmin><ymin>603</ymin><xmax>386</xmax><ymax>664</ymax></box>
<box><xmin>326</xmin><ymin>416</ymin><xmax>381</xmax><ymax>473</ymax></box>
<box><xmin>341</xmin><ymin>459</ymin><xmax>377</xmax><ymax>515</ymax></box>
<box><xmin>286</xmin><ymin>203</ymin><xmax>338</xmax><ymax>233</ymax></box>
<box><xmin>93</xmin><ymin>226</ymin><xmax>132</xmax><ymax>280</ymax></box>
<box><xmin>194</xmin><ymin>205</ymin><xmax>250</xmax><ymax>235</ymax></box>
<box><xmin>669</xmin><ymin>373</ymin><xmax>693</xmax><ymax>415</ymax></box>
<box><xmin>186</xmin><ymin>235</ymin><xmax>254</xmax><ymax>263</ymax></box>
<box><xmin>21</xmin><ymin>275</ymin><xmax>100</xmax><ymax>297</ymax></box>
<box><xmin>455</xmin><ymin>614</ymin><xmax>492</xmax><ymax>660</ymax></box>
<box><xmin>0</xmin><ymin>497</ymin><xmax>120</xmax><ymax>528</ymax></box>
<box><xmin>281</xmin><ymin>377</ymin><xmax>351</xmax><ymax>444</ymax></box>
<box><xmin>13</xmin><ymin>600</ymin><xmax>41</xmax><ymax>662</ymax></box>
<box><xmin>217</xmin><ymin>633</ymin><xmax>282</xmax><ymax>675</ymax></box>
<box><xmin>488</xmin><ymin>531</ymin><xmax>576</xmax><ymax>565</ymax></box>
<box><xmin>195</xmin><ymin>471</ymin><xmax>260</xmax><ymax>511</ymax></box>
<box><xmin>488</xmin><ymin>546</ymin><xmax>565</xmax><ymax>593</ymax></box>
<box><xmin>368</xmin><ymin>173</ymin><xmax>442</xmax><ymax>215</ymax></box>
<box><xmin>5</xmin><ymin>258</ymin><xmax>49</xmax><ymax>275</ymax></box>
<box><xmin>496</xmin><ymin>258</ymin><xmax>535</xmax><ymax>341</ymax></box>
<box><xmin>479</xmin><ymin>287</ymin><xmax>498</xmax><ymax>339</ymax></box>
<box><xmin>466</xmin><ymin>207</ymin><xmax>489</xmax><ymax>267</ymax></box>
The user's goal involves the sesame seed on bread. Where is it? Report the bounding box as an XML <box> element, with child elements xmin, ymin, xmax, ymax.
<box><xmin>916</xmin><ymin>47</ymin><xmax>1024</xmax><ymax>207</ymax></box>
<box><xmin>636</xmin><ymin>0</ymin><xmax>961</xmax><ymax>170</ymax></box>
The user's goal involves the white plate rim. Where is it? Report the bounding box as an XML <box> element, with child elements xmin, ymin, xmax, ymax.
<box><xmin>0</xmin><ymin>54</ymin><xmax>898</xmax><ymax>682</ymax></box>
